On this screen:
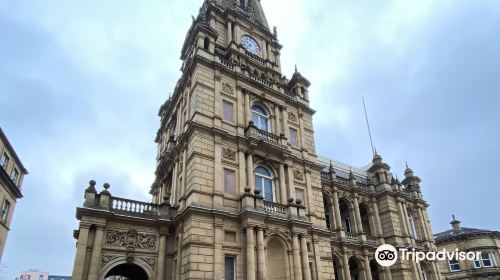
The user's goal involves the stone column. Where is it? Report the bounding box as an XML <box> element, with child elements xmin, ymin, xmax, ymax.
<box><xmin>176</xmin><ymin>229</ymin><xmax>183</xmax><ymax>280</ymax></box>
<box><xmin>257</xmin><ymin>227</ymin><xmax>266</xmax><ymax>280</ymax></box>
<box><xmin>246</xmin><ymin>226</ymin><xmax>256</xmax><ymax>280</ymax></box>
<box><xmin>171</xmin><ymin>162</ymin><xmax>178</xmax><ymax>205</ymax></box>
<box><xmin>300</xmin><ymin>235</ymin><xmax>311</xmax><ymax>280</ymax></box>
<box><xmin>246</xmin><ymin>153</ymin><xmax>254</xmax><ymax>190</ymax></box>
<box><xmin>279</xmin><ymin>163</ymin><xmax>287</xmax><ymax>204</ymax></box>
<box><xmin>71</xmin><ymin>225</ymin><xmax>90</xmax><ymax>280</ymax></box>
<box><xmin>353</xmin><ymin>196</ymin><xmax>363</xmax><ymax>234</ymax></box>
<box><xmin>292</xmin><ymin>234</ymin><xmax>303</xmax><ymax>280</ymax></box>
<box><xmin>332</xmin><ymin>188</ymin><xmax>342</xmax><ymax>230</ymax></box>
<box><xmin>312</xmin><ymin>237</ymin><xmax>323</xmax><ymax>280</ymax></box>
<box><xmin>305</xmin><ymin>170</ymin><xmax>314</xmax><ymax>214</ymax></box>
<box><xmin>396</xmin><ymin>199</ymin><xmax>410</xmax><ymax>245</ymax></box>
<box><xmin>349</xmin><ymin>201</ymin><xmax>358</xmax><ymax>234</ymax></box>
<box><xmin>87</xmin><ymin>225</ymin><xmax>104</xmax><ymax>280</ymax></box>
<box><xmin>181</xmin><ymin>149</ymin><xmax>187</xmax><ymax>208</ymax></box>
<box><xmin>237</xmin><ymin>87</ymin><xmax>245</xmax><ymax>130</ymax></box>
<box><xmin>245</xmin><ymin>90</ymin><xmax>251</xmax><ymax>126</ymax></box>
<box><xmin>239</xmin><ymin>150</ymin><xmax>247</xmax><ymax>192</ymax></box>
<box><xmin>364</xmin><ymin>257</ymin><xmax>373</xmax><ymax>280</ymax></box>
<box><xmin>274</xmin><ymin>105</ymin><xmax>282</xmax><ymax>135</ymax></box>
<box><xmin>342</xmin><ymin>254</ymin><xmax>352</xmax><ymax>280</ymax></box>
<box><xmin>227</xmin><ymin>20</ymin><xmax>233</xmax><ymax>45</ymax></box>
<box><xmin>417</xmin><ymin>207</ymin><xmax>430</xmax><ymax>240</ymax></box>
<box><xmin>371</xmin><ymin>198</ymin><xmax>383</xmax><ymax>238</ymax></box>
<box><xmin>286</xmin><ymin>164</ymin><xmax>296</xmax><ymax>202</ymax></box>
<box><xmin>298</xmin><ymin>112</ymin><xmax>306</xmax><ymax>149</ymax></box>
<box><xmin>282</xmin><ymin>107</ymin><xmax>290</xmax><ymax>140</ymax></box>
<box><xmin>235</xmin><ymin>23</ymin><xmax>241</xmax><ymax>45</ymax></box>
<box><xmin>157</xmin><ymin>233</ymin><xmax>167</xmax><ymax>280</ymax></box>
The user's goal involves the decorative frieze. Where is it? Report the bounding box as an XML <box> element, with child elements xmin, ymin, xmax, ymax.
<box><xmin>105</xmin><ymin>228</ymin><xmax>158</xmax><ymax>250</ymax></box>
<box><xmin>288</xmin><ymin>112</ymin><xmax>298</xmax><ymax>123</ymax></box>
<box><xmin>140</xmin><ymin>257</ymin><xmax>157</xmax><ymax>270</ymax></box>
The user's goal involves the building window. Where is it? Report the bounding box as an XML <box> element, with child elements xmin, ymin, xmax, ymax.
<box><xmin>254</xmin><ymin>166</ymin><xmax>275</xmax><ymax>202</ymax></box>
<box><xmin>251</xmin><ymin>104</ymin><xmax>270</xmax><ymax>132</ymax></box>
<box><xmin>223</xmin><ymin>101</ymin><xmax>234</xmax><ymax>122</ymax></box>
<box><xmin>39</xmin><ymin>275</ymin><xmax>43</xmax><ymax>280</ymax></box>
<box><xmin>224</xmin><ymin>169</ymin><xmax>235</xmax><ymax>194</ymax></box>
<box><xmin>239</xmin><ymin>0</ymin><xmax>245</xmax><ymax>8</ymax></box>
<box><xmin>448</xmin><ymin>259</ymin><xmax>461</xmax><ymax>272</ymax></box>
<box><xmin>0</xmin><ymin>200</ymin><xmax>10</xmax><ymax>222</ymax></box>
<box><xmin>408</xmin><ymin>211</ymin><xmax>418</xmax><ymax>239</ymax></box>
<box><xmin>0</xmin><ymin>152</ymin><xmax>9</xmax><ymax>169</ymax></box>
<box><xmin>289</xmin><ymin>128</ymin><xmax>298</xmax><ymax>146</ymax></box>
<box><xmin>295</xmin><ymin>188</ymin><xmax>304</xmax><ymax>202</ymax></box>
<box><xmin>474</xmin><ymin>252</ymin><xmax>494</xmax><ymax>268</ymax></box>
<box><xmin>11</xmin><ymin>168</ymin><xmax>19</xmax><ymax>184</ymax></box>
<box><xmin>344</xmin><ymin>217</ymin><xmax>352</xmax><ymax>233</ymax></box>
<box><xmin>204</xmin><ymin>37</ymin><xmax>210</xmax><ymax>51</ymax></box>
<box><xmin>225</xmin><ymin>255</ymin><xmax>236</xmax><ymax>280</ymax></box>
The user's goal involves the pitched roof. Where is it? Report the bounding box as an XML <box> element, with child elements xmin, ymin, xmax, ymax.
<box><xmin>434</xmin><ymin>227</ymin><xmax>498</xmax><ymax>242</ymax></box>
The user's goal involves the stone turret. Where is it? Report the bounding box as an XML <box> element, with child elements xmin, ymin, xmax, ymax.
<box><xmin>401</xmin><ymin>162</ymin><xmax>422</xmax><ymax>194</ymax></box>
<box><xmin>288</xmin><ymin>65</ymin><xmax>311</xmax><ymax>101</ymax></box>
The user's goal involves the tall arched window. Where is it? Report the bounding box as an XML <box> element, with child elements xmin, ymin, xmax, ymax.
<box><xmin>254</xmin><ymin>166</ymin><xmax>275</xmax><ymax>202</ymax></box>
<box><xmin>408</xmin><ymin>211</ymin><xmax>418</xmax><ymax>239</ymax></box>
<box><xmin>252</xmin><ymin>104</ymin><xmax>270</xmax><ymax>132</ymax></box>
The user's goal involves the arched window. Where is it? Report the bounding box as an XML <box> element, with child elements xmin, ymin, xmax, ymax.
<box><xmin>239</xmin><ymin>0</ymin><xmax>245</xmax><ymax>8</ymax></box>
<box><xmin>254</xmin><ymin>166</ymin><xmax>275</xmax><ymax>202</ymax></box>
<box><xmin>408</xmin><ymin>211</ymin><xmax>418</xmax><ymax>239</ymax></box>
<box><xmin>251</xmin><ymin>104</ymin><xmax>270</xmax><ymax>131</ymax></box>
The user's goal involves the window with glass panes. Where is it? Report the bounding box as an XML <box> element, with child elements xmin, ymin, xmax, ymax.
<box><xmin>254</xmin><ymin>166</ymin><xmax>274</xmax><ymax>201</ymax></box>
<box><xmin>289</xmin><ymin>128</ymin><xmax>298</xmax><ymax>146</ymax></box>
<box><xmin>0</xmin><ymin>152</ymin><xmax>9</xmax><ymax>169</ymax></box>
<box><xmin>224</xmin><ymin>169</ymin><xmax>235</xmax><ymax>194</ymax></box>
<box><xmin>223</xmin><ymin>101</ymin><xmax>233</xmax><ymax>122</ymax></box>
<box><xmin>251</xmin><ymin>105</ymin><xmax>270</xmax><ymax>132</ymax></box>
<box><xmin>448</xmin><ymin>259</ymin><xmax>461</xmax><ymax>272</ymax></box>
<box><xmin>0</xmin><ymin>200</ymin><xmax>9</xmax><ymax>222</ymax></box>
<box><xmin>225</xmin><ymin>256</ymin><xmax>236</xmax><ymax>280</ymax></box>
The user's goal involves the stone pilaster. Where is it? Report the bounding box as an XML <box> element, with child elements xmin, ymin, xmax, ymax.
<box><xmin>246</xmin><ymin>226</ymin><xmax>256</xmax><ymax>280</ymax></box>
<box><xmin>292</xmin><ymin>233</ymin><xmax>303</xmax><ymax>280</ymax></box>
<box><xmin>257</xmin><ymin>227</ymin><xmax>266</xmax><ymax>280</ymax></box>
<box><xmin>300</xmin><ymin>234</ymin><xmax>311</xmax><ymax>280</ymax></box>
<box><xmin>157</xmin><ymin>232</ymin><xmax>168</xmax><ymax>280</ymax></box>
<box><xmin>71</xmin><ymin>225</ymin><xmax>90</xmax><ymax>280</ymax></box>
<box><xmin>87</xmin><ymin>225</ymin><xmax>104</xmax><ymax>280</ymax></box>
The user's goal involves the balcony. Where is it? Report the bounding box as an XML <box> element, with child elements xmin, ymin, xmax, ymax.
<box><xmin>245</xmin><ymin>122</ymin><xmax>281</xmax><ymax>146</ymax></box>
<box><xmin>111</xmin><ymin>197</ymin><xmax>159</xmax><ymax>218</ymax></box>
<box><xmin>264</xmin><ymin>201</ymin><xmax>287</xmax><ymax>216</ymax></box>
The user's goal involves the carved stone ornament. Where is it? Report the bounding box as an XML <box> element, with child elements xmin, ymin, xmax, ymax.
<box><xmin>140</xmin><ymin>257</ymin><xmax>157</xmax><ymax>270</ymax></box>
<box><xmin>101</xmin><ymin>254</ymin><xmax>120</xmax><ymax>267</ymax></box>
<box><xmin>222</xmin><ymin>83</ymin><xmax>234</xmax><ymax>94</ymax></box>
<box><xmin>264</xmin><ymin>226</ymin><xmax>291</xmax><ymax>242</ymax></box>
<box><xmin>288</xmin><ymin>112</ymin><xmax>298</xmax><ymax>122</ymax></box>
<box><xmin>222</xmin><ymin>147</ymin><xmax>236</xmax><ymax>161</ymax></box>
<box><xmin>293</xmin><ymin>169</ymin><xmax>304</xmax><ymax>181</ymax></box>
<box><xmin>105</xmin><ymin>229</ymin><xmax>158</xmax><ymax>250</ymax></box>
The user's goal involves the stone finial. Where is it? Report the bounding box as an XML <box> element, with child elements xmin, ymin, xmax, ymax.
<box><xmin>295</xmin><ymin>64</ymin><xmax>298</xmax><ymax>73</ymax></box>
<box><xmin>86</xmin><ymin>179</ymin><xmax>97</xmax><ymax>193</ymax></box>
<box><xmin>101</xmin><ymin>183</ymin><xmax>111</xmax><ymax>196</ymax></box>
<box><xmin>450</xmin><ymin>214</ymin><xmax>462</xmax><ymax>233</ymax></box>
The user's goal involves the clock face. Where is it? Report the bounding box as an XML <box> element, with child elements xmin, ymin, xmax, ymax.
<box><xmin>241</xmin><ymin>35</ymin><xmax>261</xmax><ymax>55</ymax></box>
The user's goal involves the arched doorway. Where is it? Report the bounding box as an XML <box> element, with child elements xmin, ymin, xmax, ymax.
<box><xmin>339</xmin><ymin>198</ymin><xmax>353</xmax><ymax>233</ymax></box>
<box><xmin>370</xmin><ymin>259</ymin><xmax>381</xmax><ymax>280</ymax></box>
<box><xmin>104</xmin><ymin>263</ymin><xmax>148</xmax><ymax>280</ymax></box>
<box><xmin>349</xmin><ymin>257</ymin><xmax>362</xmax><ymax>280</ymax></box>
<box><xmin>266</xmin><ymin>237</ymin><xmax>287</xmax><ymax>280</ymax></box>
<box><xmin>332</xmin><ymin>255</ymin><xmax>342</xmax><ymax>280</ymax></box>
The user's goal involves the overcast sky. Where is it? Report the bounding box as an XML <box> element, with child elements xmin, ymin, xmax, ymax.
<box><xmin>1</xmin><ymin>0</ymin><xmax>499</xmax><ymax>278</ymax></box>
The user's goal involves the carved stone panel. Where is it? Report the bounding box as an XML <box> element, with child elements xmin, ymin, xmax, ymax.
<box><xmin>288</xmin><ymin>112</ymin><xmax>298</xmax><ymax>123</ymax></box>
<box><xmin>140</xmin><ymin>257</ymin><xmax>157</xmax><ymax>271</ymax></box>
<box><xmin>293</xmin><ymin>169</ymin><xmax>304</xmax><ymax>181</ymax></box>
<box><xmin>101</xmin><ymin>254</ymin><xmax>120</xmax><ymax>267</ymax></box>
<box><xmin>222</xmin><ymin>83</ymin><xmax>234</xmax><ymax>95</ymax></box>
<box><xmin>105</xmin><ymin>229</ymin><xmax>158</xmax><ymax>250</ymax></box>
<box><xmin>222</xmin><ymin>147</ymin><xmax>236</xmax><ymax>161</ymax></box>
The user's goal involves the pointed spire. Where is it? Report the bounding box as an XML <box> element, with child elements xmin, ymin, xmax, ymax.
<box><xmin>295</xmin><ymin>64</ymin><xmax>298</xmax><ymax>73</ymax></box>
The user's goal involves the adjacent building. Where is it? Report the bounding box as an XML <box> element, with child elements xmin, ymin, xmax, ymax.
<box><xmin>0</xmin><ymin>127</ymin><xmax>27</xmax><ymax>262</ymax></box>
<box><xmin>19</xmin><ymin>269</ymin><xmax>49</xmax><ymax>280</ymax></box>
<box><xmin>434</xmin><ymin>216</ymin><xmax>500</xmax><ymax>279</ymax></box>
<box><xmin>70</xmin><ymin>1</ymin><xmax>443</xmax><ymax>279</ymax></box>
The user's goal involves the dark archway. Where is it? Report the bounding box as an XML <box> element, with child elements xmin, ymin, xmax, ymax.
<box><xmin>359</xmin><ymin>204</ymin><xmax>372</xmax><ymax>236</ymax></box>
<box><xmin>349</xmin><ymin>257</ymin><xmax>362</xmax><ymax>280</ymax></box>
<box><xmin>332</xmin><ymin>256</ymin><xmax>342</xmax><ymax>280</ymax></box>
<box><xmin>104</xmin><ymin>263</ymin><xmax>148</xmax><ymax>280</ymax></box>
<box><xmin>370</xmin><ymin>259</ymin><xmax>380</xmax><ymax>280</ymax></box>
<box><xmin>339</xmin><ymin>198</ymin><xmax>352</xmax><ymax>233</ymax></box>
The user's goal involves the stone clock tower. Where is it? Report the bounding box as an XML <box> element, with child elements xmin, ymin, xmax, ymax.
<box><xmin>71</xmin><ymin>1</ymin><xmax>443</xmax><ymax>280</ymax></box>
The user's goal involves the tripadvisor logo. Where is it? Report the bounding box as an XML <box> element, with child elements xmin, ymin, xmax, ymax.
<box><xmin>375</xmin><ymin>244</ymin><xmax>482</xmax><ymax>267</ymax></box>
<box><xmin>375</xmin><ymin>244</ymin><xmax>398</xmax><ymax>267</ymax></box>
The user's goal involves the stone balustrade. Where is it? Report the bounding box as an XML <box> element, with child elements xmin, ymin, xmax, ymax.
<box><xmin>263</xmin><ymin>201</ymin><xmax>287</xmax><ymax>215</ymax></box>
<box><xmin>111</xmin><ymin>197</ymin><xmax>159</xmax><ymax>216</ymax></box>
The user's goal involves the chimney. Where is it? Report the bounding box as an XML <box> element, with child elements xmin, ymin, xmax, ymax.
<box><xmin>450</xmin><ymin>214</ymin><xmax>462</xmax><ymax>233</ymax></box>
